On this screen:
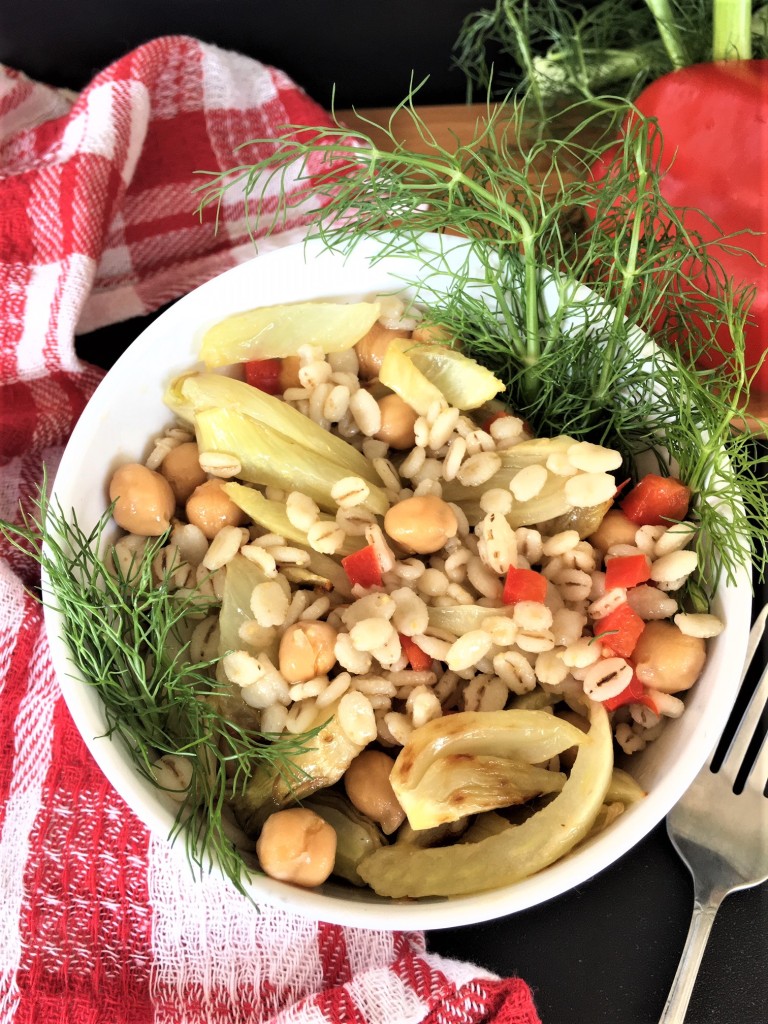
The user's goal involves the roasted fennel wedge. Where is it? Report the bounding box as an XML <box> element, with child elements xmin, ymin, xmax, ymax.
<box><xmin>389</xmin><ymin>709</ymin><xmax>586</xmax><ymax>830</ymax></box>
<box><xmin>218</xmin><ymin>553</ymin><xmax>278</xmax><ymax>661</ymax></box>
<box><xmin>379</xmin><ymin>337</ymin><xmax>504</xmax><ymax>412</ymax></box>
<box><xmin>222</xmin><ymin>482</ymin><xmax>363</xmax><ymax>557</ymax></box>
<box><xmin>167</xmin><ymin>372</ymin><xmax>377</xmax><ymax>483</ymax></box>
<box><xmin>356</xmin><ymin>701</ymin><xmax>613</xmax><ymax>897</ymax></box>
<box><xmin>199</xmin><ymin>300</ymin><xmax>381</xmax><ymax>367</ymax></box>
<box><xmin>194</xmin><ymin>406</ymin><xmax>389</xmax><ymax>515</ymax></box>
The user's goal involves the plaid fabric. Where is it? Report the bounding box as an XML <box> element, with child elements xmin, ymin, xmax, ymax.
<box><xmin>0</xmin><ymin>36</ymin><xmax>541</xmax><ymax>1024</ymax></box>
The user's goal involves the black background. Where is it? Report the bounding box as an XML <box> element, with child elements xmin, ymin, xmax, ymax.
<box><xmin>2</xmin><ymin>4</ymin><xmax>766</xmax><ymax>1022</ymax></box>
<box><xmin>0</xmin><ymin>0</ymin><xmax>483</xmax><ymax>107</ymax></box>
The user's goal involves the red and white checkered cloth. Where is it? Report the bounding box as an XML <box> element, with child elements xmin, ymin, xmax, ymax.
<box><xmin>0</xmin><ymin>35</ymin><xmax>542</xmax><ymax>1024</ymax></box>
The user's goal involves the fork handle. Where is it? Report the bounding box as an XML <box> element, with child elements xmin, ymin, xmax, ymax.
<box><xmin>658</xmin><ymin>895</ymin><xmax>724</xmax><ymax>1024</ymax></box>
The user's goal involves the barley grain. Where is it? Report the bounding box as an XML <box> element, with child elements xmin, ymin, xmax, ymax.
<box><xmin>338</xmin><ymin>690</ymin><xmax>377</xmax><ymax>745</ymax></box>
<box><xmin>198</xmin><ymin>451</ymin><xmax>242</xmax><ymax>478</ymax></box>
<box><xmin>674</xmin><ymin>612</ymin><xmax>724</xmax><ymax>638</ymax></box>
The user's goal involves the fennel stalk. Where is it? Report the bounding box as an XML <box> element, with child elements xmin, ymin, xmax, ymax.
<box><xmin>453</xmin><ymin>0</ymin><xmax>768</xmax><ymax>104</ymax></box>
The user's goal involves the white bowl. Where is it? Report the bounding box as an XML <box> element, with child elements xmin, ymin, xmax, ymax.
<box><xmin>45</xmin><ymin>234</ymin><xmax>753</xmax><ymax>929</ymax></box>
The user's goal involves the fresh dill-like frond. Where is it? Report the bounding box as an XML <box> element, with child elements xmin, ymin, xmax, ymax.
<box><xmin>0</xmin><ymin>489</ymin><xmax>321</xmax><ymax>899</ymax></box>
<box><xmin>194</xmin><ymin>87</ymin><xmax>767</xmax><ymax>588</ymax></box>
<box><xmin>453</xmin><ymin>0</ymin><xmax>768</xmax><ymax>107</ymax></box>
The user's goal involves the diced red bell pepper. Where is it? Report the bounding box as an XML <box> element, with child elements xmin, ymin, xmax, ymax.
<box><xmin>604</xmin><ymin>553</ymin><xmax>652</xmax><ymax>591</ymax></box>
<box><xmin>502</xmin><ymin>567</ymin><xmax>548</xmax><ymax>605</ymax></box>
<box><xmin>594</xmin><ymin>602</ymin><xmax>646</xmax><ymax>659</ymax></box>
<box><xmin>620</xmin><ymin>474</ymin><xmax>691</xmax><ymax>526</ymax></box>
<box><xmin>399</xmin><ymin>634</ymin><xmax>433</xmax><ymax>671</ymax></box>
<box><xmin>244</xmin><ymin>358</ymin><xmax>284</xmax><ymax>395</ymax></box>
<box><xmin>603</xmin><ymin>671</ymin><xmax>659</xmax><ymax>714</ymax></box>
<box><xmin>341</xmin><ymin>544</ymin><xmax>382</xmax><ymax>589</ymax></box>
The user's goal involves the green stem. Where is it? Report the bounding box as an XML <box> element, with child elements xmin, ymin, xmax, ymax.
<box><xmin>597</xmin><ymin>139</ymin><xmax>647</xmax><ymax>398</ymax></box>
<box><xmin>644</xmin><ymin>0</ymin><xmax>689</xmax><ymax>68</ymax></box>
<box><xmin>503</xmin><ymin>0</ymin><xmax>546</xmax><ymax>121</ymax></box>
<box><xmin>488</xmin><ymin>272</ymin><xmax>525</xmax><ymax>355</ymax></box>
<box><xmin>531</xmin><ymin>48</ymin><xmax>654</xmax><ymax>103</ymax></box>
<box><xmin>713</xmin><ymin>0</ymin><xmax>753</xmax><ymax>59</ymax></box>
<box><xmin>522</xmin><ymin>237</ymin><xmax>541</xmax><ymax>361</ymax></box>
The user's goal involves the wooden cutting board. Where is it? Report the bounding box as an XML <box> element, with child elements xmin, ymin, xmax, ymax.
<box><xmin>338</xmin><ymin>104</ymin><xmax>768</xmax><ymax>431</ymax></box>
<box><xmin>337</xmin><ymin>104</ymin><xmax>509</xmax><ymax>154</ymax></box>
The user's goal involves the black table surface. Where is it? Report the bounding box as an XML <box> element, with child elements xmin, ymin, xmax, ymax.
<box><xmin>5</xmin><ymin>5</ymin><xmax>767</xmax><ymax>1021</ymax></box>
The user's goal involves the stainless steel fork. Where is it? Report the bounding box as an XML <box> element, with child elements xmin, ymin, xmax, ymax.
<box><xmin>659</xmin><ymin>603</ymin><xmax>768</xmax><ymax>1024</ymax></box>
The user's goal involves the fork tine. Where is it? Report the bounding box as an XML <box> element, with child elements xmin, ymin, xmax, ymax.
<box><xmin>719</xmin><ymin>657</ymin><xmax>768</xmax><ymax>787</ymax></box>
<box><xmin>712</xmin><ymin>605</ymin><xmax>767</xmax><ymax>779</ymax></box>
<box><xmin>742</xmin><ymin>604</ymin><xmax>768</xmax><ymax>675</ymax></box>
<box><xmin>745</xmin><ymin>722</ymin><xmax>768</xmax><ymax>798</ymax></box>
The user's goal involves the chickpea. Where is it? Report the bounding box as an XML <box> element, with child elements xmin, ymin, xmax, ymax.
<box><xmin>633</xmin><ymin>619</ymin><xmax>706</xmax><ymax>693</ymax></box>
<box><xmin>589</xmin><ymin>509</ymin><xmax>638</xmax><ymax>556</ymax></box>
<box><xmin>279</xmin><ymin>621</ymin><xmax>338</xmax><ymax>683</ymax></box>
<box><xmin>185</xmin><ymin>479</ymin><xmax>246</xmax><ymax>540</ymax></box>
<box><xmin>108</xmin><ymin>462</ymin><xmax>175</xmax><ymax>536</ymax></box>
<box><xmin>344</xmin><ymin>750</ymin><xmax>405</xmax><ymax>835</ymax></box>
<box><xmin>160</xmin><ymin>441</ymin><xmax>207</xmax><ymax>504</ymax></box>
<box><xmin>354</xmin><ymin>324</ymin><xmax>410</xmax><ymax>378</ymax></box>
<box><xmin>410</xmin><ymin>323</ymin><xmax>453</xmax><ymax>344</ymax></box>
<box><xmin>280</xmin><ymin>355</ymin><xmax>302</xmax><ymax>390</ymax></box>
<box><xmin>384</xmin><ymin>494</ymin><xmax>458</xmax><ymax>555</ymax></box>
<box><xmin>256</xmin><ymin>808</ymin><xmax>336</xmax><ymax>888</ymax></box>
<box><xmin>374</xmin><ymin>393</ymin><xmax>418</xmax><ymax>450</ymax></box>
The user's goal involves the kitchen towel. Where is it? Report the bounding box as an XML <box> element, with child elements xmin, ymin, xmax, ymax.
<box><xmin>0</xmin><ymin>36</ymin><xmax>542</xmax><ymax>1024</ymax></box>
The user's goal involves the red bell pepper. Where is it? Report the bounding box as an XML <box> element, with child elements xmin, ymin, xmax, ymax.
<box><xmin>341</xmin><ymin>544</ymin><xmax>383</xmax><ymax>589</ymax></box>
<box><xmin>591</xmin><ymin>59</ymin><xmax>768</xmax><ymax>394</ymax></box>
<box><xmin>594</xmin><ymin>602</ymin><xmax>645</xmax><ymax>659</ymax></box>
<box><xmin>604</xmin><ymin>552</ymin><xmax>651</xmax><ymax>591</ymax></box>
<box><xmin>593</xmin><ymin>30</ymin><xmax>768</xmax><ymax>395</ymax></box>
<box><xmin>502</xmin><ymin>566</ymin><xmax>548</xmax><ymax>605</ymax></box>
<box><xmin>603</xmin><ymin>671</ymin><xmax>659</xmax><ymax>714</ymax></box>
<box><xmin>620</xmin><ymin>473</ymin><xmax>691</xmax><ymax>526</ymax></box>
<box><xmin>399</xmin><ymin>634</ymin><xmax>433</xmax><ymax>671</ymax></box>
<box><xmin>244</xmin><ymin>358</ymin><xmax>284</xmax><ymax>395</ymax></box>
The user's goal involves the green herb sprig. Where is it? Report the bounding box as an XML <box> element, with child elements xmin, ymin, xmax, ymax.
<box><xmin>196</xmin><ymin>88</ymin><xmax>767</xmax><ymax>587</ymax></box>
<box><xmin>0</xmin><ymin>489</ymin><xmax>320</xmax><ymax>898</ymax></box>
<box><xmin>453</xmin><ymin>0</ymin><xmax>768</xmax><ymax>110</ymax></box>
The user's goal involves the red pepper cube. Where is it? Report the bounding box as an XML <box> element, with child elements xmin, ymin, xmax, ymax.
<box><xmin>341</xmin><ymin>544</ymin><xmax>383</xmax><ymax>589</ymax></box>
<box><xmin>399</xmin><ymin>634</ymin><xmax>432</xmax><ymax>671</ymax></box>
<box><xmin>603</xmin><ymin>672</ymin><xmax>659</xmax><ymax>714</ymax></box>
<box><xmin>594</xmin><ymin>602</ymin><xmax>646</xmax><ymax>659</ymax></box>
<box><xmin>620</xmin><ymin>474</ymin><xmax>691</xmax><ymax>526</ymax></box>
<box><xmin>604</xmin><ymin>553</ymin><xmax>652</xmax><ymax>591</ymax></box>
<box><xmin>244</xmin><ymin>358</ymin><xmax>284</xmax><ymax>395</ymax></box>
<box><xmin>503</xmin><ymin>567</ymin><xmax>548</xmax><ymax>605</ymax></box>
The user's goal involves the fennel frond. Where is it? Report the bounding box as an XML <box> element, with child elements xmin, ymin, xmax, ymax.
<box><xmin>194</xmin><ymin>86</ymin><xmax>768</xmax><ymax>586</ymax></box>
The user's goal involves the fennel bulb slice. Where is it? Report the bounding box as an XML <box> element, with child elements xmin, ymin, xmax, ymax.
<box><xmin>357</xmin><ymin>701</ymin><xmax>613</xmax><ymax>897</ymax></box>
<box><xmin>407</xmin><ymin>344</ymin><xmax>504</xmax><ymax>409</ymax></box>
<box><xmin>223</xmin><ymin>482</ymin><xmax>363</xmax><ymax>557</ymax></box>
<box><xmin>167</xmin><ymin>373</ymin><xmax>377</xmax><ymax>484</ymax></box>
<box><xmin>199</xmin><ymin>301</ymin><xmax>381</xmax><ymax>367</ymax></box>
<box><xmin>378</xmin><ymin>340</ymin><xmax>445</xmax><ymax>416</ymax></box>
<box><xmin>194</xmin><ymin>407</ymin><xmax>389</xmax><ymax>516</ymax></box>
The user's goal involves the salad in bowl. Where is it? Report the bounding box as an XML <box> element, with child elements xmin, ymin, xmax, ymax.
<box><xmin>32</xmin><ymin>233</ymin><xmax>753</xmax><ymax>928</ymax></box>
<box><xmin>7</xmin><ymin>97</ymin><xmax>763</xmax><ymax>928</ymax></box>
